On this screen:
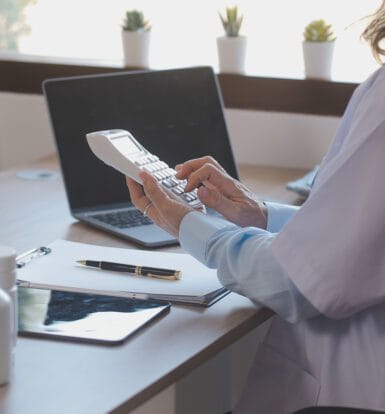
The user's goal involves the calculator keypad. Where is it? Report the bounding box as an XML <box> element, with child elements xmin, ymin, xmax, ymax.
<box><xmin>136</xmin><ymin>155</ymin><xmax>202</xmax><ymax>208</ymax></box>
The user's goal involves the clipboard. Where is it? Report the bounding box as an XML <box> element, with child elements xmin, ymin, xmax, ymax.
<box><xmin>17</xmin><ymin>246</ymin><xmax>52</xmax><ymax>268</ymax></box>
<box><xmin>16</xmin><ymin>240</ymin><xmax>229</xmax><ymax>307</ymax></box>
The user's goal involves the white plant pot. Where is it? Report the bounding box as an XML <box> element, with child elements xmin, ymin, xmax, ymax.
<box><xmin>302</xmin><ymin>41</ymin><xmax>335</xmax><ymax>80</ymax></box>
<box><xmin>121</xmin><ymin>30</ymin><xmax>151</xmax><ymax>68</ymax></box>
<box><xmin>217</xmin><ymin>36</ymin><xmax>247</xmax><ymax>74</ymax></box>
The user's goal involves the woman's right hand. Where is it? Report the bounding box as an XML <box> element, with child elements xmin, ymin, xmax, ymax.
<box><xmin>175</xmin><ymin>156</ymin><xmax>267</xmax><ymax>229</ymax></box>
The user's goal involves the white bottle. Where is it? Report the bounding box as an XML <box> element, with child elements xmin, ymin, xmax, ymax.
<box><xmin>0</xmin><ymin>289</ymin><xmax>11</xmax><ymax>385</ymax></box>
<box><xmin>0</xmin><ymin>247</ymin><xmax>17</xmax><ymax>351</ymax></box>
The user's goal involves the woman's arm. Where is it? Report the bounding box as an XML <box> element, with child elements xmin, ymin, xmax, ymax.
<box><xmin>180</xmin><ymin>211</ymin><xmax>318</xmax><ymax>323</ymax></box>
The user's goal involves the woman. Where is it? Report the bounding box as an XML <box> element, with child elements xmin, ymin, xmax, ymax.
<box><xmin>126</xmin><ymin>3</ymin><xmax>385</xmax><ymax>412</ymax></box>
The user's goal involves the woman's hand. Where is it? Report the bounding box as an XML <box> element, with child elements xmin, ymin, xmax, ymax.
<box><xmin>126</xmin><ymin>172</ymin><xmax>193</xmax><ymax>238</ymax></box>
<box><xmin>175</xmin><ymin>156</ymin><xmax>267</xmax><ymax>229</ymax></box>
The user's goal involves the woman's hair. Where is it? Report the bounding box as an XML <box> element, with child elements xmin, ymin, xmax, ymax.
<box><xmin>362</xmin><ymin>0</ymin><xmax>385</xmax><ymax>63</ymax></box>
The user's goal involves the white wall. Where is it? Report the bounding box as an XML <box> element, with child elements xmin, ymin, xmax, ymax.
<box><xmin>226</xmin><ymin>109</ymin><xmax>340</xmax><ymax>169</ymax></box>
<box><xmin>0</xmin><ymin>92</ymin><xmax>54</xmax><ymax>170</ymax></box>
<box><xmin>0</xmin><ymin>92</ymin><xmax>340</xmax><ymax>171</ymax></box>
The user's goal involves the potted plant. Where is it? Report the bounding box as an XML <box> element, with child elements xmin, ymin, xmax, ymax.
<box><xmin>303</xmin><ymin>19</ymin><xmax>336</xmax><ymax>80</ymax></box>
<box><xmin>121</xmin><ymin>10</ymin><xmax>151</xmax><ymax>68</ymax></box>
<box><xmin>217</xmin><ymin>6</ymin><xmax>246</xmax><ymax>74</ymax></box>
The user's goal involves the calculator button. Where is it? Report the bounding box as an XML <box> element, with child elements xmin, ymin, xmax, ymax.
<box><xmin>136</xmin><ymin>157</ymin><xmax>147</xmax><ymax>166</ymax></box>
<box><xmin>172</xmin><ymin>187</ymin><xmax>184</xmax><ymax>195</ymax></box>
<box><xmin>155</xmin><ymin>161</ymin><xmax>165</xmax><ymax>171</ymax></box>
<box><xmin>161</xmin><ymin>179</ymin><xmax>174</xmax><ymax>188</ymax></box>
<box><xmin>181</xmin><ymin>193</ymin><xmax>193</xmax><ymax>202</ymax></box>
<box><xmin>150</xmin><ymin>162</ymin><xmax>159</xmax><ymax>171</ymax></box>
<box><xmin>144</xmin><ymin>164</ymin><xmax>155</xmax><ymax>173</ymax></box>
<box><xmin>158</xmin><ymin>161</ymin><xmax>168</xmax><ymax>169</ymax></box>
<box><xmin>168</xmin><ymin>179</ymin><xmax>178</xmax><ymax>187</ymax></box>
<box><xmin>164</xmin><ymin>168</ymin><xmax>174</xmax><ymax>178</ymax></box>
<box><xmin>189</xmin><ymin>199</ymin><xmax>203</xmax><ymax>208</ymax></box>
<box><xmin>154</xmin><ymin>172</ymin><xmax>164</xmax><ymax>180</ymax></box>
<box><xmin>155</xmin><ymin>171</ymin><xmax>164</xmax><ymax>179</ymax></box>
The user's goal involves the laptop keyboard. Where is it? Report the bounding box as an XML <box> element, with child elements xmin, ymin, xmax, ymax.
<box><xmin>92</xmin><ymin>209</ymin><xmax>152</xmax><ymax>229</ymax></box>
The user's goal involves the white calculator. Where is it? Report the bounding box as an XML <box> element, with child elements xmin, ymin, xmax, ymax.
<box><xmin>86</xmin><ymin>129</ymin><xmax>203</xmax><ymax>209</ymax></box>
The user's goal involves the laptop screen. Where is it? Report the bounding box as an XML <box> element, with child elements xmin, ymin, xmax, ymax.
<box><xmin>43</xmin><ymin>67</ymin><xmax>238</xmax><ymax>211</ymax></box>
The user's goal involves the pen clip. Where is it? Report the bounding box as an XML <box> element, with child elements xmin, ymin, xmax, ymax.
<box><xmin>16</xmin><ymin>246</ymin><xmax>52</xmax><ymax>268</ymax></box>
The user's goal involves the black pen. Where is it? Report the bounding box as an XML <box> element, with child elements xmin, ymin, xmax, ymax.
<box><xmin>76</xmin><ymin>260</ymin><xmax>181</xmax><ymax>280</ymax></box>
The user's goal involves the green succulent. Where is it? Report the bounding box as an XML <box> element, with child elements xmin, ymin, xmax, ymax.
<box><xmin>304</xmin><ymin>19</ymin><xmax>336</xmax><ymax>42</ymax></box>
<box><xmin>219</xmin><ymin>6</ymin><xmax>243</xmax><ymax>37</ymax></box>
<box><xmin>122</xmin><ymin>10</ymin><xmax>151</xmax><ymax>32</ymax></box>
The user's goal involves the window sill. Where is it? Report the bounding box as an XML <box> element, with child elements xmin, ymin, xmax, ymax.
<box><xmin>0</xmin><ymin>53</ymin><xmax>357</xmax><ymax>116</ymax></box>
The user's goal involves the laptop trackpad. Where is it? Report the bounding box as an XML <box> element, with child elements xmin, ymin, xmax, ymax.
<box><xmin>124</xmin><ymin>225</ymin><xmax>177</xmax><ymax>247</ymax></box>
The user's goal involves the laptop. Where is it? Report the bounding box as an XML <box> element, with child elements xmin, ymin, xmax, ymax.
<box><xmin>43</xmin><ymin>66</ymin><xmax>238</xmax><ymax>248</ymax></box>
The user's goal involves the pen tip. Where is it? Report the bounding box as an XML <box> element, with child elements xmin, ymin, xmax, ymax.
<box><xmin>77</xmin><ymin>260</ymin><xmax>86</xmax><ymax>265</ymax></box>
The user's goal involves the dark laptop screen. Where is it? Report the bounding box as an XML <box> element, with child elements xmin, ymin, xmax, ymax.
<box><xmin>43</xmin><ymin>67</ymin><xmax>238</xmax><ymax>211</ymax></box>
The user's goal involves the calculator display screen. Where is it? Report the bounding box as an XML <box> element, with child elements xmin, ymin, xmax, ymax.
<box><xmin>112</xmin><ymin>137</ymin><xmax>142</xmax><ymax>155</ymax></box>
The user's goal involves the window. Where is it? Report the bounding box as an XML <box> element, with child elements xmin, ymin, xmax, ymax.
<box><xmin>1</xmin><ymin>0</ymin><xmax>382</xmax><ymax>82</ymax></box>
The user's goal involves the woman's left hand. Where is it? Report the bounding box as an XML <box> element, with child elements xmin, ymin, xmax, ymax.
<box><xmin>126</xmin><ymin>171</ymin><xmax>193</xmax><ymax>238</ymax></box>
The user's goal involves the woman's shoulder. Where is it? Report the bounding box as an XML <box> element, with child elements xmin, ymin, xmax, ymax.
<box><xmin>366</xmin><ymin>64</ymin><xmax>385</xmax><ymax>88</ymax></box>
<box><xmin>352</xmin><ymin>64</ymin><xmax>385</xmax><ymax>111</ymax></box>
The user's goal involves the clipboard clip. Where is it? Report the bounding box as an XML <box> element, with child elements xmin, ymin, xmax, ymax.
<box><xmin>16</xmin><ymin>246</ymin><xmax>52</xmax><ymax>268</ymax></box>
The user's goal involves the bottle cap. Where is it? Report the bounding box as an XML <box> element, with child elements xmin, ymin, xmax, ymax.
<box><xmin>0</xmin><ymin>246</ymin><xmax>17</xmax><ymax>289</ymax></box>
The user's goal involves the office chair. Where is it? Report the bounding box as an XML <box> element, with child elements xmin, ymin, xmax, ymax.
<box><xmin>225</xmin><ymin>407</ymin><xmax>385</xmax><ymax>414</ymax></box>
<box><xmin>293</xmin><ymin>407</ymin><xmax>385</xmax><ymax>414</ymax></box>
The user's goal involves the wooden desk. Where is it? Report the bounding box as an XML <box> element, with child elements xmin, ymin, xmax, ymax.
<box><xmin>0</xmin><ymin>156</ymin><xmax>305</xmax><ymax>414</ymax></box>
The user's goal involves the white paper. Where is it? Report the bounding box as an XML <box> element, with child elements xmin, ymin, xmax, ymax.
<box><xmin>18</xmin><ymin>240</ymin><xmax>222</xmax><ymax>297</ymax></box>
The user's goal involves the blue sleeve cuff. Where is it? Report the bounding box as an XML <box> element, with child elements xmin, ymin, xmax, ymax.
<box><xmin>265</xmin><ymin>202</ymin><xmax>300</xmax><ymax>233</ymax></box>
<box><xmin>179</xmin><ymin>211</ymin><xmax>237</xmax><ymax>265</ymax></box>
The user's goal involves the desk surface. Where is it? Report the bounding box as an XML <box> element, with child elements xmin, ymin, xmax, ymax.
<box><xmin>0</xmin><ymin>156</ymin><xmax>304</xmax><ymax>414</ymax></box>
